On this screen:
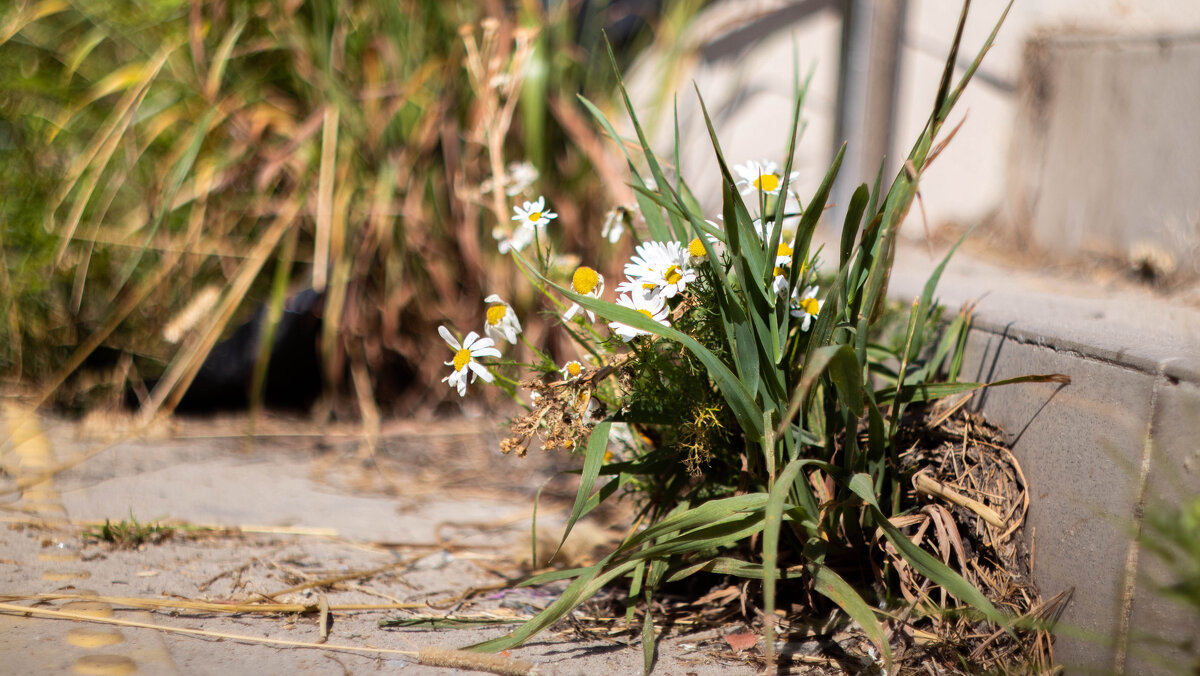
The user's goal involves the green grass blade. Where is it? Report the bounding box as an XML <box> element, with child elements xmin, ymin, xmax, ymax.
<box><xmin>839</xmin><ymin>184</ymin><xmax>869</xmax><ymax>269</ymax></box>
<box><xmin>874</xmin><ymin>373</ymin><xmax>1071</xmax><ymax>407</ymax></box>
<box><xmin>763</xmin><ymin>458</ymin><xmax>809</xmax><ymax>660</ymax></box>
<box><xmin>776</xmin><ymin>344</ymin><xmax>858</xmax><ymax>440</ymax></box>
<box><xmin>557</xmin><ymin>420</ymin><xmax>612</xmax><ymax>557</ymax></box>
<box><xmin>641</xmin><ymin>590</ymin><xmax>656</xmax><ymax>675</ymax></box>
<box><xmin>809</xmin><ymin>562</ymin><xmax>892</xmax><ymax>669</ymax></box>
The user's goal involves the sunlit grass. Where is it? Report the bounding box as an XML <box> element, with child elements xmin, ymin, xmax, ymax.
<box><xmin>0</xmin><ymin>0</ymin><xmax>698</xmax><ymax>415</ymax></box>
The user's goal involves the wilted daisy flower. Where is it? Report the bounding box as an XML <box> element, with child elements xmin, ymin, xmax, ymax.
<box><xmin>494</xmin><ymin>224</ymin><xmax>535</xmax><ymax>254</ymax></box>
<box><xmin>601</xmin><ymin>205</ymin><xmax>632</xmax><ymax>244</ymax></box>
<box><xmin>734</xmin><ymin>160</ymin><xmax>799</xmax><ymax>197</ymax></box>
<box><xmin>620</xmin><ymin>240</ymin><xmax>695</xmax><ymax>300</ymax></box>
<box><xmin>483</xmin><ymin>294</ymin><xmax>522</xmax><ymax>344</ymax></box>
<box><xmin>504</xmin><ymin>161</ymin><xmax>539</xmax><ymax>196</ymax></box>
<box><xmin>609</xmin><ymin>291</ymin><xmax>670</xmax><ymax>342</ymax></box>
<box><xmin>439</xmin><ymin>326</ymin><xmax>502</xmax><ymax>396</ymax></box>
<box><xmin>560</xmin><ymin>360</ymin><xmax>583</xmax><ymax>380</ymax></box>
<box><xmin>481</xmin><ymin>161</ymin><xmax>539</xmax><ymax>197</ymax></box>
<box><xmin>563</xmin><ymin>266</ymin><xmax>604</xmax><ymax>322</ymax></box>
<box><xmin>791</xmin><ymin>286</ymin><xmax>822</xmax><ymax>331</ymax></box>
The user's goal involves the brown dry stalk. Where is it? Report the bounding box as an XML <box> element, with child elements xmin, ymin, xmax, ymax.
<box><xmin>913</xmin><ymin>470</ymin><xmax>1005</xmax><ymax>528</ymax></box>
<box><xmin>260</xmin><ymin>558</ymin><xmax>418</xmax><ymax>600</ymax></box>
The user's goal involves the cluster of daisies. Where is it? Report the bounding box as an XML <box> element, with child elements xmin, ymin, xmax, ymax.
<box><xmin>439</xmin><ymin>159</ymin><xmax>823</xmax><ymax>397</ymax></box>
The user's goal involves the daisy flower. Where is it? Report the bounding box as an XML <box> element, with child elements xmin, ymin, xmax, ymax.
<box><xmin>771</xmin><ymin>242</ymin><xmax>793</xmax><ymax>296</ymax></box>
<box><xmin>563</xmin><ymin>266</ymin><xmax>605</xmax><ymax>323</ymax></box>
<box><xmin>621</xmin><ymin>240</ymin><xmax>695</xmax><ymax>299</ymax></box>
<box><xmin>481</xmin><ymin>161</ymin><xmax>539</xmax><ymax>197</ymax></box>
<box><xmin>439</xmin><ymin>325</ymin><xmax>502</xmax><ymax>397</ymax></box>
<box><xmin>512</xmin><ymin>195</ymin><xmax>557</xmax><ymax>229</ymax></box>
<box><xmin>560</xmin><ymin>360</ymin><xmax>583</xmax><ymax>380</ymax></box>
<box><xmin>790</xmin><ymin>286</ymin><xmax>822</xmax><ymax>331</ymax></box>
<box><xmin>483</xmin><ymin>294</ymin><xmax>522</xmax><ymax>344</ymax></box>
<box><xmin>496</xmin><ymin>196</ymin><xmax>557</xmax><ymax>254</ymax></box>
<box><xmin>734</xmin><ymin>160</ymin><xmax>799</xmax><ymax>197</ymax></box>
<box><xmin>687</xmin><ymin>223</ymin><xmax>725</xmax><ymax>265</ymax></box>
<box><xmin>609</xmin><ymin>291</ymin><xmax>670</xmax><ymax>342</ymax></box>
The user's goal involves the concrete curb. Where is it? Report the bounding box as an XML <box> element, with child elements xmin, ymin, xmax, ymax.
<box><xmin>879</xmin><ymin>233</ymin><xmax>1200</xmax><ymax>675</ymax></box>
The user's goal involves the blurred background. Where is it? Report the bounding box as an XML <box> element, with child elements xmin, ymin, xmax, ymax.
<box><xmin>3</xmin><ymin>0</ymin><xmax>1198</xmax><ymax>420</ymax></box>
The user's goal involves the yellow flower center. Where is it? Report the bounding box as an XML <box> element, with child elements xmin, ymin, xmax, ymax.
<box><xmin>452</xmin><ymin>348</ymin><xmax>472</xmax><ymax>371</ymax></box>
<box><xmin>688</xmin><ymin>237</ymin><xmax>707</xmax><ymax>258</ymax></box>
<box><xmin>572</xmin><ymin>266</ymin><xmax>600</xmax><ymax>294</ymax></box>
<box><xmin>664</xmin><ymin>265</ymin><xmax>683</xmax><ymax>285</ymax></box>
<box><xmin>566</xmin><ymin>361</ymin><xmax>582</xmax><ymax>376</ymax></box>
<box><xmin>637</xmin><ymin>309</ymin><xmax>653</xmax><ymax>319</ymax></box>
<box><xmin>528</xmin><ymin>211</ymin><xmax>542</xmax><ymax>222</ymax></box>
<box><xmin>642</xmin><ymin>282</ymin><xmax>657</xmax><ymax>290</ymax></box>
<box><xmin>799</xmin><ymin>297</ymin><xmax>819</xmax><ymax>315</ymax></box>
<box><xmin>777</xmin><ymin>243</ymin><xmax>792</xmax><ymax>258</ymax></box>
<box><xmin>774</xmin><ymin>266</ymin><xmax>786</xmax><ymax>277</ymax></box>
<box><xmin>486</xmin><ymin>304</ymin><xmax>508</xmax><ymax>326</ymax></box>
<box><xmin>754</xmin><ymin>173</ymin><xmax>780</xmax><ymax>193</ymax></box>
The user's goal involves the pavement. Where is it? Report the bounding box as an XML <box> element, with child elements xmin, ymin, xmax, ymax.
<box><xmin>0</xmin><ymin>409</ymin><xmax>772</xmax><ymax>676</ymax></box>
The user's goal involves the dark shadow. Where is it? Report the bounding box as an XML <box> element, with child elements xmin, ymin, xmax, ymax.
<box><xmin>517</xmin><ymin>639</ymin><xmax>629</xmax><ymax>663</ymax></box>
<box><xmin>700</xmin><ymin>0</ymin><xmax>842</xmax><ymax>63</ymax></box>
<box><xmin>968</xmin><ymin>321</ymin><xmax>1071</xmax><ymax>447</ymax></box>
<box><xmin>1009</xmin><ymin>381</ymin><xmax>1070</xmax><ymax>448</ymax></box>
<box><xmin>970</xmin><ymin>321</ymin><xmax>1013</xmax><ymax>413</ymax></box>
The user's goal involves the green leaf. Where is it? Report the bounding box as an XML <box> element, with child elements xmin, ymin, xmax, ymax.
<box><xmin>641</xmin><ymin>590</ymin><xmax>656</xmax><ymax>675</ymax></box>
<box><xmin>557</xmin><ymin>421</ymin><xmax>612</xmax><ymax>558</ymax></box>
<box><xmin>777</xmin><ymin>344</ymin><xmax>859</xmax><ymax>439</ymax></box>
<box><xmin>874</xmin><ymin>373</ymin><xmax>1071</xmax><ymax>408</ymax></box>
<box><xmin>809</xmin><ymin>563</ymin><xmax>892</xmax><ymax>669</ymax></box>
<box><xmin>839</xmin><ymin>184</ymin><xmax>869</xmax><ymax>269</ymax></box>
<box><xmin>763</xmin><ymin>458</ymin><xmax>809</xmax><ymax>655</ymax></box>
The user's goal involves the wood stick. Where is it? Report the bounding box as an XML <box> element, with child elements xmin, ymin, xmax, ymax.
<box><xmin>913</xmin><ymin>471</ymin><xmax>1005</xmax><ymax>529</ymax></box>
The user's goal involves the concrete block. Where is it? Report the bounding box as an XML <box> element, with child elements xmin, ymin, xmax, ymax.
<box><xmin>960</xmin><ymin>329</ymin><xmax>1155</xmax><ymax>673</ymax></box>
<box><xmin>959</xmin><ymin>327</ymin><xmax>1200</xmax><ymax>674</ymax></box>
<box><xmin>1124</xmin><ymin>379</ymin><xmax>1200</xmax><ymax>675</ymax></box>
<box><xmin>1008</xmin><ymin>32</ymin><xmax>1200</xmax><ymax>277</ymax></box>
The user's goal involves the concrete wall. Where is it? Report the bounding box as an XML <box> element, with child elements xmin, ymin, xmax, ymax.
<box><xmin>1007</xmin><ymin>33</ymin><xmax>1200</xmax><ymax>277</ymax></box>
<box><xmin>629</xmin><ymin>0</ymin><xmax>1200</xmax><ymax>269</ymax></box>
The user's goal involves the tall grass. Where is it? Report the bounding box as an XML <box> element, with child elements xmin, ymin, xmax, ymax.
<box><xmin>0</xmin><ymin>0</ymin><xmax>697</xmax><ymax>415</ymax></box>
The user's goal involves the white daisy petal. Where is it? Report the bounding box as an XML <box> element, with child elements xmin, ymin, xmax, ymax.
<box><xmin>438</xmin><ymin>325</ymin><xmax>461</xmax><ymax>351</ymax></box>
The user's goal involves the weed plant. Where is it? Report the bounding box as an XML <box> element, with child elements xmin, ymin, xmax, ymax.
<box><xmin>84</xmin><ymin>513</ymin><xmax>174</xmax><ymax>548</ymax></box>
<box><xmin>434</xmin><ymin>2</ymin><xmax>1066</xmax><ymax>670</ymax></box>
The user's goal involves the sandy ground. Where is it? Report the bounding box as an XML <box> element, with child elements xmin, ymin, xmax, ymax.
<box><xmin>0</xmin><ymin>409</ymin><xmax>800</xmax><ymax>675</ymax></box>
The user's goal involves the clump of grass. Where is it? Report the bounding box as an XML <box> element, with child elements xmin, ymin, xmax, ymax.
<box><xmin>84</xmin><ymin>514</ymin><xmax>174</xmax><ymax>549</ymax></box>
<box><xmin>434</xmin><ymin>1</ymin><xmax>1068</xmax><ymax>671</ymax></box>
